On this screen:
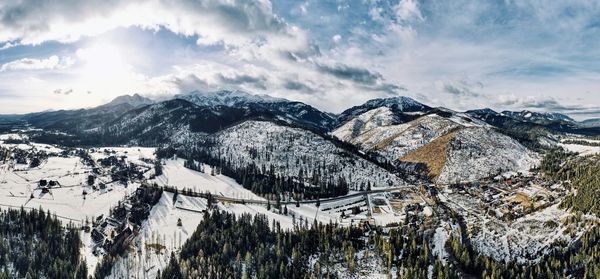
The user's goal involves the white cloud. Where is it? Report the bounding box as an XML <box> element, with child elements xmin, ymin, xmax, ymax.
<box><xmin>332</xmin><ymin>34</ymin><xmax>342</xmax><ymax>44</ymax></box>
<box><xmin>394</xmin><ymin>0</ymin><xmax>423</xmax><ymax>22</ymax></box>
<box><xmin>0</xmin><ymin>0</ymin><xmax>288</xmax><ymax>46</ymax></box>
<box><xmin>0</xmin><ymin>55</ymin><xmax>74</xmax><ymax>72</ymax></box>
<box><xmin>0</xmin><ymin>41</ymin><xmax>15</xmax><ymax>50</ymax></box>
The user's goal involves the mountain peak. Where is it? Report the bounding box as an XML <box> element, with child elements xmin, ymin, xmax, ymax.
<box><xmin>465</xmin><ymin>108</ymin><xmax>499</xmax><ymax>116</ymax></box>
<box><xmin>177</xmin><ymin>89</ymin><xmax>286</xmax><ymax>107</ymax></box>
<box><xmin>105</xmin><ymin>93</ymin><xmax>153</xmax><ymax>108</ymax></box>
<box><xmin>363</xmin><ymin>96</ymin><xmax>429</xmax><ymax>112</ymax></box>
<box><xmin>501</xmin><ymin>110</ymin><xmax>575</xmax><ymax>123</ymax></box>
<box><xmin>337</xmin><ymin>96</ymin><xmax>430</xmax><ymax>125</ymax></box>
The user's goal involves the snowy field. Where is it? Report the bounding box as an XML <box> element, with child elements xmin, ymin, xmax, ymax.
<box><xmin>443</xmin><ymin>188</ymin><xmax>587</xmax><ymax>264</ymax></box>
<box><xmin>0</xmin><ymin>153</ymin><xmax>137</xmax><ymax>222</ymax></box>
<box><xmin>559</xmin><ymin>143</ymin><xmax>600</xmax><ymax>156</ymax></box>
<box><xmin>152</xmin><ymin>158</ymin><xmax>264</xmax><ymax>200</ymax></box>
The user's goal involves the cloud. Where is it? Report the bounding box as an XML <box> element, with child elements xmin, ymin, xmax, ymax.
<box><xmin>369</xmin><ymin>83</ymin><xmax>407</xmax><ymax>95</ymax></box>
<box><xmin>170</xmin><ymin>73</ymin><xmax>211</xmax><ymax>94</ymax></box>
<box><xmin>316</xmin><ymin>63</ymin><xmax>382</xmax><ymax>85</ymax></box>
<box><xmin>0</xmin><ymin>55</ymin><xmax>74</xmax><ymax>71</ymax></box>
<box><xmin>1</xmin><ymin>0</ymin><xmax>599</xmax><ymax>117</ymax></box>
<box><xmin>53</xmin><ymin>88</ymin><xmax>74</xmax><ymax>95</ymax></box>
<box><xmin>283</xmin><ymin>80</ymin><xmax>314</xmax><ymax>93</ymax></box>
<box><xmin>0</xmin><ymin>0</ymin><xmax>288</xmax><ymax>46</ymax></box>
<box><xmin>217</xmin><ymin>73</ymin><xmax>267</xmax><ymax>89</ymax></box>
<box><xmin>332</xmin><ymin>34</ymin><xmax>342</xmax><ymax>44</ymax></box>
<box><xmin>437</xmin><ymin>78</ymin><xmax>483</xmax><ymax>97</ymax></box>
<box><xmin>0</xmin><ymin>41</ymin><xmax>15</xmax><ymax>50</ymax></box>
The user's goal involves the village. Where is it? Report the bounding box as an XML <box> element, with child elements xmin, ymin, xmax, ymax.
<box><xmin>0</xmin><ymin>131</ymin><xmax>585</xmax><ymax>275</ymax></box>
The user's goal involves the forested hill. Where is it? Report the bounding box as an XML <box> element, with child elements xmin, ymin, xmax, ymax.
<box><xmin>0</xmin><ymin>208</ymin><xmax>87</xmax><ymax>278</ymax></box>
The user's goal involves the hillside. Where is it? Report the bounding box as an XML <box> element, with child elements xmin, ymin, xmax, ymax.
<box><xmin>198</xmin><ymin>120</ymin><xmax>406</xmax><ymax>194</ymax></box>
<box><xmin>178</xmin><ymin>90</ymin><xmax>336</xmax><ymax>132</ymax></box>
<box><xmin>334</xmin><ymin>106</ymin><xmax>538</xmax><ymax>183</ymax></box>
<box><xmin>402</xmin><ymin>127</ymin><xmax>538</xmax><ymax>184</ymax></box>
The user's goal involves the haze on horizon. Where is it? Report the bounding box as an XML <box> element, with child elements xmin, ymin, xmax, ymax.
<box><xmin>0</xmin><ymin>0</ymin><xmax>599</xmax><ymax>120</ymax></box>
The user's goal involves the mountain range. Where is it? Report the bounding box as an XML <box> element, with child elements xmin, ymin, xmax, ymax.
<box><xmin>2</xmin><ymin>90</ymin><xmax>599</xmax><ymax>184</ymax></box>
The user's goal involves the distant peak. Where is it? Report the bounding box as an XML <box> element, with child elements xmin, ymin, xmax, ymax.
<box><xmin>501</xmin><ymin>110</ymin><xmax>575</xmax><ymax>123</ymax></box>
<box><xmin>104</xmin><ymin>94</ymin><xmax>153</xmax><ymax>108</ymax></box>
<box><xmin>362</xmin><ymin>96</ymin><xmax>430</xmax><ymax>111</ymax></box>
<box><xmin>466</xmin><ymin>108</ymin><xmax>499</xmax><ymax>115</ymax></box>
<box><xmin>176</xmin><ymin>89</ymin><xmax>288</xmax><ymax>107</ymax></box>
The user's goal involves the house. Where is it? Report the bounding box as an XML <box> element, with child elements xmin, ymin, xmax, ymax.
<box><xmin>91</xmin><ymin>228</ymin><xmax>105</xmax><ymax>243</ymax></box>
<box><xmin>113</xmin><ymin>205</ymin><xmax>127</xmax><ymax>220</ymax></box>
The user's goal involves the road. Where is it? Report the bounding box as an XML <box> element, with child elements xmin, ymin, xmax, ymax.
<box><xmin>165</xmin><ymin>185</ymin><xmax>415</xmax><ymax>206</ymax></box>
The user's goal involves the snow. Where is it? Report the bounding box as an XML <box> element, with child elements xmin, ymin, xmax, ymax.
<box><xmin>0</xmin><ymin>133</ymin><xmax>28</xmax><ymax>141</ymax></box>
<box><xmin>152</xmin><ymin>158</ymin><xmax>264</xmax><ymax>200</ymax></box>
<box><xmin>107</xmin><ymin>192</ymin><xmax>206</xmax><ymax>279</ymax></box>
<box><xmin>334</xmin><ymin>113</ymin><xmax>461</xmax><ymax>161</ymax></box>
<box><xmin>559</xmin><ymin>143</ymin><xmax>600</xmax><ymax>156</ymax></box>
<box><xmin>0</xmin><ymin>155</ymin><xmax>136</xmax><ymax>221</ymax></box>
<box><xmin>177</xmin><ymin>89</ymin><xmax>286</xmax><ymax>107</ymax></box>
<box><xmin>333</xmin><ymin>108</ymin><xmax>537</xmax><ymax>183</ymax></box>
<box><xmin>444</xmin><ymin>186</ymin><xmax>586</xmax><ymax>264</ymax></box>
<box><xmin>332</xmin><ymin>107</ymin><xmax>399</xmax><ymax>142</ymax></box>
<box><xmin>209</xmin><ymin>120</ymin><xmax>405</xmax><ymax>190</ymax></box>
<box><xmin>431</xmin><ymin>224</ymin><xmax>450</xmax><ymax>262</ymax></box>
<box><xmin>437</xmin><ymin>127</ymin><xmax>539</xmax><ymax>184</ymax></box>
<box><xmin>470</xmin><ymin>204</ymin><xmax>582</xmax><ymax>263</ymax></box>
<box><xmin>367</xmin><ymin>193</ymin><xmax>404</xmax><ymax>226</ymax></box>
<box><xmin>0</xmin><ymin>142</ymin><xmax>158</xmax><ymax>273</ymax></box>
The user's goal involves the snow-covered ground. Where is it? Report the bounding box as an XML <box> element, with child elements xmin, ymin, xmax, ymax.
<box><xmin>333</xmin><ymin>108</ymin><xmax>537</xmax><ymax>184</ymax></box>
<box><xmin>210</xmin><ymin>120</ymin><xmax>406</xmax><ymax>190</ymax></box>
<box><xmin>0</xmin><ymin>139</ymin><xmax>155</xmax><ymax>273</ymax></box>
<box><xmin>437</xmin><ymin>127</ymin><xmax>539</xmax><ymax>184</ymax></box>
<box><xmin>444</xmin><ymin>186</ymin><xmax>586</xmax><ymax>264</ymax></box>
<box><xmin>0</xmin><ymin>155</ymin><xmax>136</xmax><ymax>222</ymax></box>
<box><xmin>469</xmin><ymin>204</ymin><xmax>585</xmax><ymax>263</ymax></box>
<box><xmin>559</xmin><ymin>143</ymin><xmax>600</xmax><ymax>156</ymax></box>
<box><xmin>152</xmin><ymin>158</ymin><xmax>264</xmax><ymax>200</ymax></box>
<box><xmin>107</xmin><ymin>192</ymin><xmax>207</xmax><ymax>279</ymax></box>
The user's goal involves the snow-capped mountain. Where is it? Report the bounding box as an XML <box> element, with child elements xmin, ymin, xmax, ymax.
<box><xmin>464</xmin><ymin>108</ymin><xmax>501</xmax><ymax>121</ymax></box>
<box><xmin>336</xmin><ymin>96</ymin><xmax>431</xmax><ymax>125</ymax></box>
<box><xmin>177</xmin><ymin>89</ymin><xmax>336</xmax><ymax>132</ymax></box>
<box><xmin>101</xmin><ymin>93</ymin><xmax>154</xmax><ymax>108</ymax></box>
<box><xmin>580</xmin><ymin>118</ymin><xmax>600</xmax><ymax>128</ymax></box>
<box><xmin>500</xmin><ymin>110</ymin><xmax>575</xmax><ymax>125</ymax></box>
<box><xmin>176</xmin><ymin>89</ymin><xmax>285</xmax><ymax>107</ymax></box>
<box><xmin>403</xmin><ymin>127</ymin><xmax>538</xmax><ymax>184</ymax></box>
<box><xmin>466</xmin><ymin>108</ymin><xmax>600</xmax><ymax>141</ymax></box>
<box><xmin>333</xmin><ymin>106</ymin><xmax>536</xmax><ymax>183</ymax></box>
<box><xmin>201</xmin><ymin>120</ymin><xmax>407</xmax><ymax>191</ymax></box>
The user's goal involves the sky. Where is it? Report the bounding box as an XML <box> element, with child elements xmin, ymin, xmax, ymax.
<box><xmin>1</xmin><ymin>0</ymin><xmax>600</xmax><ymax>120</ymax></box>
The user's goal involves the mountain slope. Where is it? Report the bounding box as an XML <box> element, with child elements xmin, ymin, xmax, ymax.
<box><xmin>336</xmin><ymin>96</ymin><xmax>431</xmax><ymax>126</ymax></box>
<box><xmin>580</xmin><ymin>118</ymin><xmax>600</xmax><ymax>128</ymax></box>
<box><xmin>17</xmin><ymin>94</ymin><xmax>153</xmax><ymax>134</ymax></box>
<box><xmin>200</xmin><ymin>120</ymin><xmax>406</xmax><ymax>192</ymax></box>
<box><xmin>88</xmin><ymin>99</ymin><xmax>283</xmax><ymax>146</ymax></box>
<box><xmin>177</xmin><ymin>90</ymin><xmax>336</xmax><ymax>132</ymax></box>
<box><xmin>501</xmin><ymin>110</ymin><xmax>575</xmax><ymax>125</ymax></box>
<box><xmin>100</xmin><ymin>93</ymin><xmax>153</xmax><ymax>108</ymax></box>
<box><xmin>333</xmin><ymin>106</ymin><xmax>537</xmax><ymax>183</ymax></box>
<box><xmin>402</xmin><ymin>127</ymin><xmax>538</xmax><ymax>183</ymax></box>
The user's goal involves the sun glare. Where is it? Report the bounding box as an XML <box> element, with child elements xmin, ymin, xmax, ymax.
<box><xmin>77</xmin><ymin>43</ymin><xmax>130</xmax><ymax>81</ymax></box>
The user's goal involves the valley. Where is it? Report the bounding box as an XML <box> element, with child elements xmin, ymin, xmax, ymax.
<box><xmin>0</xmin><ymin>92</ymin><xmax>599</xmax><ymax>278</ymax></box>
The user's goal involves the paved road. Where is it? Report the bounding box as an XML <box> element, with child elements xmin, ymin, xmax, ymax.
<box><xmin>207</xmin><ymin>185</ymin><xmax>415</xmax><ymax>205</ymax></box>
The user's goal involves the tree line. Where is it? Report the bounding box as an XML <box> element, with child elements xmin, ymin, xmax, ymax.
<box><xmin>0</xmin><ymin>208</ymin><xmax>87</xmax><ymax>279</ymax></box>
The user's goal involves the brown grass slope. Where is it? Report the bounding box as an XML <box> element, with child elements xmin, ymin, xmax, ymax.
<box><xmin>400</xmin><ymin>131</ymin><xmax>457</xmax><ymax>180</ymax></box>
